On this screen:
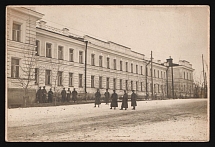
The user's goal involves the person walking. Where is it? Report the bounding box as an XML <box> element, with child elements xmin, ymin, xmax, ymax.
<box><xmin>110</xmin><ymin>90</ymin><xmax>118</xmax><ymax>110</ymax></box>
<box><xmin>120</xmin><ymin>90</ymin><xmax>128</xmax><ymax>110</ymax></box>
<box><xmin>72</xmin><ymin>88</ymin><xmax>78</xmax><ymax>103</ymax></box>
<box><xmin>42</xmin><ymin>86</ymin><xmax>47</xmax><ymax>103</ymax></box>
<box><xmin>104</xmin><ymin>89</ymin><xmax>110</xmax><ymax>105</ymax></box>
<box><xmin>131</xmin><ymin>90</ymin><xmax>137</xmax><ymax>110</ymax></box>
<box><xmin>48</xmin><ymin>88</ymin><xmax>53</xmax><ymax>103</ymax></box>
<box><xmin>61</xmin><ymin>88</ymin><xmax>66</xmax><ymax>102</ymax></box>
<box><xmin>66</xmin><ymin>88</ymin><xmax>71</xmax><ymax>102</ymax></box>
<box><xmin>94</xmin><ymin>89</ymin><xmax>101</xmax><ymax>107</ymax></box>
<box><xmin>36</xmin><ymin>87</ymin><xmax>42</xmax><ymax>103</ymax></box>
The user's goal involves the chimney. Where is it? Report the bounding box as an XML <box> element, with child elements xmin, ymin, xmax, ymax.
<box><xmin>38</xmin><ymin>20</ymin><xmax>47</xmax><ymax>28</ymax></box>
<box><xmin>157</xmin><ymin>60</ymin><xmax>161</xmax><ymax>64</ymax></box>
<box><xmin>62</xmin><ymin>28</ymin><xmax>69</xmax><ymax>36</ymax></box>
<box><xmin>166</xmin><ymin>56</ymin><xmax>173</xmax><ymax>66</ymax></box>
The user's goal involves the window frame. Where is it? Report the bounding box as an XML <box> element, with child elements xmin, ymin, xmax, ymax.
<box><xmin>107</xmin><ymin>57</ymin><xmax>110</xmax><ymax>69</ymax></box>
<box><xmin>12</xmin><ymin>23</ymin><xmax>21</xmax><ymax>42</ymax></box>
<box><xmin>113</xmin><ymin>59</ymin><xmax>116</xmax><ymax>70</ymax></box>
<box><xmin>69</xmin><ymin>48</ymin><xmax>74</xmax><ymax>62</ymax></box>
<box><xmin>79</xmin><ymin>51</ymin><xmax>83</xmax><ymax>64</ymax></box>
<box><xmin>91</xmin><ymin>54</ymin><xmax>95</xmax><ymax>66</ymax></box>
<box><xmin>45</xmin><ymin>70</ymin><xmax>51</xmax><ymax>85</ymax></box>
<box><xmin>57</xmin><ymin>71</ymin><xmax>63</xmax><ymax>86</ymax></box>
<box><xmin>69</xmin><ymin>73</ymin><xmax>73</xmax><ymax>87</ymax></box>
<box><xmin>91</xmin><ymin>75</ymin><xmax>95</xmax><ymax>88</ymax></box>
<box><xmin>79</xmin><ymin>74</ymin><xmax>83</xmax><ymax>87</ymax></box>
<box><xmin>106</xmin><ymin>77</ymin><xmax>109</xmax><ymax>89</ymax></box>
<box><xmin>46</xmin><ymin>42</ymin><xmax>52</xmax><ymax>58</ymax></box>
<box><xmin>58</xmin><ymin>45</ymin><xmax>64</xmax><ymax>60</ymax></box>
<box><xmin>11</xmin><ymin>58</ymin><xmax>20</xmax><ymax>78</ymax></box>
<box><xmin>99</xmin><ymin>55</ymin><xmax>103</xmax><ymax>67</ymax></box>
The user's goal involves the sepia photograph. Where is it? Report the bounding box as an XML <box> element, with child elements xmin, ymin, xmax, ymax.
<box><xmin>5</xmin><ymin>5</ymin><xmax>209</xmax><ymax>142</ymax></box>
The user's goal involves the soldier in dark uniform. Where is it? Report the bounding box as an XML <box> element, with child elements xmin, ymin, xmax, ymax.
<box><xmin>48</xmin><ymin>88</ymin><xmax>53</xmax><ymax>103</ymax></box>
<box><xmin>66</xmin><ymin>88</ymin><xmax>71</xmax><ymax>102</ymax></box>
<box><xmin>72</xmin><ymin>88</ymin><xmax>78</xmax><ymax>103</ymax></box>
<box><xmin>110</xmin><ymin>90</ymin><xmax>118</xmax><ymax>110</ymax></box>
<box><xmin>61</xmin><ymin>88</ymin><xmax>66</xmax><ymax>102</ymax></box>
<box><xmin>42</xmin><ymin>86</ymin><xmax>47</xmax><ymax>103</ymax></box>
<box><xmin>131</xmin><ymin>90</ymin><xmax>137</xmax><ymax>110</ymax></box>
<box><xmin>104</xmin><ymin>89</ymin><xmax>110</xmax><ymax>105</ymax></box>
<box><xmin>94</xmin><ymin>89</ymin><xmax>101</xmax><ymax>107</ymax></box>
<box><xmin>36</xmin><ymin>87</ymin><xmax>42</xmax><ymax>103</ymax></box>
<box><xmin>120</xmin><ymin>90</ymin><xmax>128</xmax><ymax>110</ymax></box>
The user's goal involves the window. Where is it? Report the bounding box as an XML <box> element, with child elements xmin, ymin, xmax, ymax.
<box><xmin>158</xmin><ymin>70</ymin><xmax>159</xmax><ymax>78</ymax></box>
<box><xmin>46</xmin><ymin>43</ymin><xmax>52</xmax><ymax>58</ymax></box>
<box><xmin>79</xmin><ymin>74</ymin><xmax>83</xmax><ymax>87</ymax></box>
<box><xmin>158</xmin><ymin>84</ymin><xmax>160</xmax><ymax>93</ymax></box>
<box><xmin>131</xmin><ymin>63</ymin><xmax>133</xmax><ymax>73</ymax></box>
<box><xmin>126</xmin><ymin>62</ymin><xmax>128</xmax><ymax>72</ymax></box>
<box><xmin>131</xmin><ymin>81</ymin><xmax>133</xmax><ymax>90</ymax></box>
<box><xmin>161</xmin><ymin>71</ymin><xmax>163</xmax><ymax>79</ymax></box>
<box><xmin>99</xmin><ymin>56</ymin><xmax>103</xmax><ymax>67</ymax></box>
<box><xmin>141</xmin><ymin>66</ymin><xmax>143</xmax><ymax>75</ymax></box>
<box><xmin>91</xmin><ymin>76</ymin><xmax>94</xmax><ymax>88</ymax></box>
<box><xmin>69</xmin><ymin>73</ymin><xmax>73</xmax><ymax>86</ymax></box>
<box><xmin>120</xmin><ymin>79</ymin><xmax>122</xmax><ymax>90</ymax></box>
<box><xmin>57</xmin><ymin>71</ymin><xmax>63</xmax><ymax>86</ymax></box>
<box><xmin>154</xmin><ymin>84</ymin><xmax>156</xmax><ymax>93</ymax></box>
<box><xmin>106</xmin><ymin>77</ymin><xmax>109</xmax><ymax>89</ymax></box>
<box><xmin>136</xmin><ymin>81</ymin><xmax>138</xmax><ymax>91</ymax></box>
<box><xmin>120</xmin><ymin>61</ymin><xmax>122</xmax><ymax>71</ymax></box>
<box><xmin>113</xmin><ymin>59</ymin><xmax>116</xmax><ymax>70</ymax></box>
<box><xmin>164</xmin><ymin>72</ymin><xmax>165</xmax><ymax>79</ymax></box>
<box><xmin>58</xmin><ymin>46</ymin><xmax>63</xmax><ymax>60</ymax></box>
<box><xmin>69</xmin><ymin>49</ymin><xmax>74</xmax><ymax>62</ymax></box>
<box><xmin>35</xmin><ymin>68</ymin><xmax>39</xmax><ymax>84</ymax></box>
<box><xmin>113</xmin><ymin>78</ymin><xmax>116</xmax><ymax>90</ymax></box>
<box><xmin>11</xmin><ymin>58</ymin><xmax>19</xmax><ymax>78</ymax></box>
<box><xmin>99</xmin><ymin>76</ymin><xmax>102</xmax><ymax>89</ymax></box>
<box><xmin>91</xmin><ymin>54</ymin><xmax>95</xmax><ymax>66</ymax></box>
<box><xmin>12</xmin><ymin>23</ymin><xmax>21</xmax><ymax>42</ymax></box>
<box><xmin>107</xmin><ymin>57</ymin><xmax>110</xmax><ymax>69</ymax></box>
<box><xmin>140</xmin><ymin>82</ymin><xmax>143</xmax><ymax>91</ymax></box>
<box><xmin>35</xmin><ymin>40</ymin><xmax>40</xmax><ymax>56</ymax></box>
<box><xmin>45</xmin><ymin>70</ymin><xmax>51</xmax><ymax>85</ymax></box>
<box><xmin>136</xmin><ymin>65</ymin><xmax>138</xmax><ymax>74</ymax></box>
<box><xmin>79</xmin><ymin>51</ymin><xmax>83</xmax><ymax>63</ymax></box>
<box><xmin>154</xmin><ymin>69</ymin><xmax>156</xmax><ymax>77</ymax></box>
<box><xmin>126</xmin><ymin>80</ymin><xmax>128</xmax><ymax>90</ymax></box>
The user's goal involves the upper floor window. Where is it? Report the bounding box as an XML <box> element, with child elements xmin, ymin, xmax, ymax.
<box><xmin>91</xmin><ymin>54</ymin><xmax>95</xmax><ymax>66</ymax></box>
<box><xmin>11</xmin><ymin>58</ymin><xmax>19</xmax><ymax>78</ymax></box>
<box><xmin>120</xmin><ymin>61</ymin><xmax>122</xmax><ymax>71</ymax></box>
<box><xmin>161</xmin><ymin>71</ymin><xmax>163</xmax><ymax>79</ymax></box>
<box><xmin>107</xmin><ymin>57</ymin><xmax>110</xmax><ymax>69</ymax></box>
<box><xmin>131</xmin><ymin>63</ymin><xmax>133</xmax><ymax>73</ymax></box>
<box><xmin>46</xmin><ymin>43</ymin><xmax>52</xmax><ymax>58</ymax></box>
<box><xmin>58</xmin><ymin>46</ymin><xmax>63</xmax><ymax>60</ymax></box>
<box><xmin>99</xmin><ymin>56</ymin><xmax>103</xmax><ymax>67</ymax></box>
<box><xmin>12</xmin><ymin>23</ymin><xmax>21</xmax><ymax>42</ymax></box>
<box><xmin>154</xmin><ymin>69</ymin><xmax>156</xmax><ymax>77</ymax></box>
<box><xmin>69</xmin><ymin>49</ymin><xmax>74</xmax><ymax>62</ymax></box>
<box><xmin>113</xmin><ymin>59</ymin><xmax>116</xmax><ymax>70</ymax></box>
<box><xmin>136</xmin><ymin>65</ymin><xmax>138</xmax><ymax>74</ymax></box>
<box><xmin>126</xmin><ymin>62</ymin><xmax>128</xmax><ymax>72</ymax></box>
<box><xmin>79</xmin><ymin>51</ymin><xmax>83</xmax><ymax>63</ymax></box>
<box><xmin>35</xmin><ymin>40</ymin><xmax>40</xmax><ymax>56</ymax></box>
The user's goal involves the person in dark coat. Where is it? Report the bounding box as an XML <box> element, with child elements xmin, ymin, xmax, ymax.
<box><xmin>61</xmin><ymin>88</ymin><xmax>66</xmax><ymax>102</ymax></box>
<box><xmin>42</xmin><ymin>86</ymin><xmax>47</xmax><ymax>103</ymax></box>
<box><xmin>66</xmin><ymin>88</ymin><xmax>71</xmax><ymax>102</ymax></box>
<box><xmin>131</xmin><ymin>90</ymin><xmax>137</xmax><ymax>110</ymax></box>
<box><xmin>72</xmin><ymin>88</ymin><xmax>78</xmax><ymax>103</ymax></box>
<box><xmin>120</xmin><ymin>90</ymin><xmax>128</xmax><ymax>110</ymax></box>
<box><xmin>48</xmin><ymin>88</ymin><xmax>53</xmax><ymax>103</ymax></box>
<box><xmin>104</xmin><ymin>89</ymin><xmax>110</xmax><ymax>105</ymax></box>
<box><xmin>110</xmin><ymin>90</ymin><xmax>118</xmax><ymax>110</ymax></box>
<box><xmin>94</xmin><ymin>89</ymin><xmax>101</xmax><ymax>107</ymax></box>
<box><xmin>36</xmin><ymin>87</ymin><xmax>42</xmax><ymax>103</ymax></box>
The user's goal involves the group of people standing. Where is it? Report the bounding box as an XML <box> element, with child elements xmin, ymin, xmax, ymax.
<box><xmin>94</xmin><ymin>89</ymin><xmax>137</xmax><ymax>110</ymax></box>
<box><xmin>36</xmin><ymin>87</ymin><xmax>78</xmax><ymax>103</ymax></box>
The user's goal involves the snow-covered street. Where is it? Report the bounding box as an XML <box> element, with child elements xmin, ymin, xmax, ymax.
<box><xmin>6</xmin><ymin>99</ymin><xmax>208</xmax><ymax>142</ymax></box>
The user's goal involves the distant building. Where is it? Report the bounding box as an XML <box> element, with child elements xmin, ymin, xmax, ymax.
<box><xmin>6</xmin><ymin>7</ymin><xmax>194</xmax><ymax>106</ymax></box>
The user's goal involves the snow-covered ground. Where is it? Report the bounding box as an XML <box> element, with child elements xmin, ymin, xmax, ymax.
<box><xmin>6</xmin><ymin>99</ymin><xmax>209</xmax><ymax>142</ymax></box>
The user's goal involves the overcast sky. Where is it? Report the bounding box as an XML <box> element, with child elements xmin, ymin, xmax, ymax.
<box><xmin>32</xmin><ymin>5</ymin><xmax>209</xmax><ymax>84</ymax></box>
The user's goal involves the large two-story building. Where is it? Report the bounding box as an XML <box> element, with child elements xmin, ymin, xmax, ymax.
<box><xmin>6</xmin><ymin>7</ymin><xmax>194</xmax><ymax>106</ymax></box>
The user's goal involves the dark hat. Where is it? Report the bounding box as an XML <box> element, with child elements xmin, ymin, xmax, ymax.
<box><xmin>43</xmin><ymin>86</ymin><xmax>45</xmax><ymax>88</ymax></box>
<box><xmin>39</xmin><ymin>87</ymin><xmax>41</xmax><ymax>88</ymax></box>
<box><xmin>63</xmin><ymin>88</ymin><xmax>65</xmax><ymax>89</ymax></box>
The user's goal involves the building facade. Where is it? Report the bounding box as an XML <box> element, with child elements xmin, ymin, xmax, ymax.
<box><xmin>6</xmin><ymin>7</ymin><xmax>194</xmax><ymax>105</ymax></box>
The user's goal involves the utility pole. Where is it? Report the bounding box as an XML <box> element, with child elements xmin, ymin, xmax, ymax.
<box><xmin>84</xmin><ymin>41</ymin><xmax>88</xmax><ymax>100</ymax></box>
<box><xmin>151</xmin><ymin>51</ymin><xmax>153</xmax><ymax>99</ymax></box>
<box><xmin>171</xmin><ymin>60</ymin><xmax>174</xmax><ymax>99</ymax></box>
<box><xmin>166</xmin><ymin>67</ymin><xmax>169</xmax><ymax>98</ymax></box>
<box><xmin>202</xmin><ymin>54</ymin><xmax>205</xmax><ymax>98</ymax></box>
<box><xmin>145</xmin><ymin>60</ymin><xmax>150</xmax><ymax>99</ymax></box>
